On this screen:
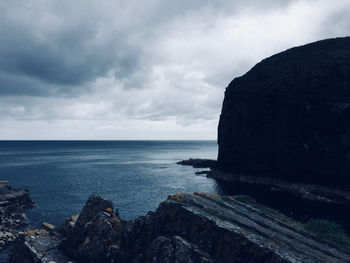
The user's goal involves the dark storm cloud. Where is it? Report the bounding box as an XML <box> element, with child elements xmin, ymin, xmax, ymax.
<box><xmin>0</xmin><ymin>72</ymin><xmax>52</xmax><ymax>96</ymax></box>
<box><xmin>0</xmin><ymin>0</ymin><xmax>141</xmax><ymax>96</ymax></box>
<box><xmin>0</xmin><ymin>0</ymin><xmax>300</xmax><ymax>97</ymax></box>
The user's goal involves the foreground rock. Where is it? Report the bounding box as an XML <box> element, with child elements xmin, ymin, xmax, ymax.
<box><xmin>217</xmin><ymin>36</ymin><xmax>350</xmax><ymax>187</ymax></box>
<box><xmin>10</xmin><ymin>193</ymin><xmax>350</xmax><ymax>262</ymax></box>
<box><xmin>10</xmin><ymin>230</ymin><xmax>71</xmax><ymax>263</ymax></box>
<box><xmin>0</xmin><ymin>181</ymin><xmax>34</xmax><ymax>250</ymax></box>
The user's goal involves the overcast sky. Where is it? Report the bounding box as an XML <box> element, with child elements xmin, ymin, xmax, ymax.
<box><xmin>0</xmin><ymin>0</ymin><xmax>349</xmax><ymax>140</ymax></box>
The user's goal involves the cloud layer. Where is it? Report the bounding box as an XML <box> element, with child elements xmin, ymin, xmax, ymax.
<box><xmin>0</xmin><ymin>0</ymin><xmax>349</xmax><ymax>139</ymax></box>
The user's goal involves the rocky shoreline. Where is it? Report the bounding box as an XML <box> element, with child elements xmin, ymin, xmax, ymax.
<box><xmin>209</xmin><ymin>169</ymin><xmax>350</xmax><ymax>206</ymax></box>
<box><xmin>2</xmin><ymin>167</ymin><xmax>349</xmax><ymax>262</ymax></box>
<box><xmin>178</xmin><ymin>158</ymin><xmax>350</xmax><ymax>206</ymax></box>
<box><xmin>178</xmin><ymin>158</ymin><xmax>350</xmax><ymax>231</ymax></box>
<box><xmin>0</xmin><ymin>181</ymin><xmax>34</xmax><ymax>250</ymax></box>
<box><xmin>176</xmin><ymin>158</ymin><xmax>217</xmax><ymax>169</ymax></box>
<box><xmin>9</xmin><ymin>193</ymin><xmax>350</xmax><ymax>262</ymax></box>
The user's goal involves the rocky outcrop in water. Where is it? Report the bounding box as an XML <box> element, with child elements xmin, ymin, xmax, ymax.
<box><xmin>0</xmin><ymin>181</ymin><xmax>34</xmax><ymax>250</ymax></box>
<box><xmin>10</xmin><ymin>193</ymin><xmax>350</xmax><ymax>262</ymax></box>
<box><xmin>217</xmin><ymin>37</ymin><xmax>350</xmax><ymax>187</ymax></box>
<box><xmin>176</xmin><ymin>158</ymin><xmax>217</xmax><ymax>169</ymax></box>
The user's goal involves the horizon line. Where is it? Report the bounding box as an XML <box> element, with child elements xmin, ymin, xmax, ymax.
<box><xmin>0</xmin><ymin>139</ymin><xmax>217</xmax><ymax>141</ymax></box>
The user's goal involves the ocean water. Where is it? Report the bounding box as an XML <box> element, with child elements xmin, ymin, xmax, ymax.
<box><xmin>1</xmin><ymin>140</ymin><xmax>349</xmax><ymax>262</ymax></box>
<box><xmin>0</xmin><ymin>140</ymin><xmax>226</xmax><ymax>228</ymax></box>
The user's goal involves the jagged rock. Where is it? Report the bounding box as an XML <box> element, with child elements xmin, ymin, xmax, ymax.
<box><xmin>144</xmin><ymin>235</ymin><xmax>214</xmax><ymax>263</ymax></box>
<box><xmin>58</xmin><ymin>195</ymin><xmax>122</xmax><ymax>263</ymax></box>
<box><xmin>122</xmin><ymin>193</ymin><xmax>350</xmax><ymax>263</ymax></box>
<box><xmin>10</xmin><ymin>208</ymin><xmax>121</xmax><ymax>263</ymax></box>
<box><xmin>75</xmin><ymin>195</ymin><xmax>114</xmax><ymax>228</ymax></box>
<box><xmin>42</xmin><ymin>222</ymin><xmax>55</xmax><ymax>232</ymax></box>
<box><xmin>10</xmin><ymin>193</ymin><xmax>350</xmax><ymax>262</ymax></box>
<box><xmin>55</xmin><ymin>215</ymin><xmax>78</xmax><ymax>236</ymax></box>
<box><xmin>59</xmin><ymin>211</ymin><xmax>122</xmax><ymax>263</ymax></box>
<box><xmin>0</xmin><ymin>181</ymin><xmax>34</xmax><ymax>250</ymax></box>
<box><xmin>0</xmin><ymin>181</ymin><xmax>33</xmax><ymax>213</ymax></box>
<box><xmin>177</xmin><ymin>158</ymin><xmax>217</xmax><ymax>168</ymax></box>
<box><xmin>9</xmin><ymin>196</ymin><xmax>121</xmax><ymax>263</ymax></box>
<box><xmin>9</xmin><ymin>230</ymin><xmax>71</xmax><ymax>263</ymax></box>
<box><xmin>217</xmin><ymin>37</ymin><xmax>350</xmax><ymax>187</ymax></box>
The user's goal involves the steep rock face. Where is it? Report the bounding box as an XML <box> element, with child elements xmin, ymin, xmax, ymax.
<box><xmin>217</xmin><ymin>37</ymin><xmax>350</xmax><ymax>186</ymax></box>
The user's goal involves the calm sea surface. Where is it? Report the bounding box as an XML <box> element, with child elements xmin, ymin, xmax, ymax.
<box><xmin>1</xmin><ymin>140</ymin><xmax>347</xmax><ymax>261</ymax></box>
<box><xmin>0</xmin><ymin>140</ymin><xmax>229</xmax><ymax>229</ymax></box>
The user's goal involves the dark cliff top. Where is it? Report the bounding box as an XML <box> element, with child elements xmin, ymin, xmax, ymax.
<box><xmin>227</xmin><ymin>36</ymin><xmax>350</xmax><ymax>100</ymax></box>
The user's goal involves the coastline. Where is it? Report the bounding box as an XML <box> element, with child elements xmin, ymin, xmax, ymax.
<box><xmin>0</xmin><ymin>181</ymin><xmax>34</xmax><ymax>250</ymax></box>
<box><xmin>178</xmin><ymin>158</ymin><xmax>350</xmax><ymax>232</ymax></box>
<box><xmin>10</xmin><ymin>193</ymin><xmax>350</xmax><ymax>262</ymax></box>
<box><xmin>2</xmin><ymin>161</ymin><xmax>350</xmax><ymax>262</ymax></box>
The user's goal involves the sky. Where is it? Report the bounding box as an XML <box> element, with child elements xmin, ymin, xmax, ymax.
<box><xmin>0</xmin><ymin>0</ymin><xmax>349</xmax><ymax>140</ymax></box>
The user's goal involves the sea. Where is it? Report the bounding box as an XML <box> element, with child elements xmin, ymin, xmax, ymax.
<box><xmin>1</xmin><ymin>140</ymin><xmax>349</xmax><ymax>261</ymax></box>
<box><xmin>0</xmin><ymin>140</ymin><xmax>232</xmax><ymax>229</ymax></box>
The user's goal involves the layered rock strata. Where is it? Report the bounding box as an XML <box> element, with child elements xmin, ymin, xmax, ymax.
<box><xmin>10</xmin><ymin>193</ymin><xmax>350</xmax><ymax>262</ymax></box>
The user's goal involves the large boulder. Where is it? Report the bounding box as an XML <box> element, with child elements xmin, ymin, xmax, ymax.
<box><xmin>217</xmin><ymin>37</ymin><xmax>350</xmax><ymax>187</ymax></box>
<box><xmin>59</xmin><ymin>195</ymin><xmax>121</xmax><ymax>262</ymax></box>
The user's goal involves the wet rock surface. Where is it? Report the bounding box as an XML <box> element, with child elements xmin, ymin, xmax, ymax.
<box><xmin>217</xmin><ymin>36</ymin><xmax>350</xmax><ymax>187</ymax></box>
<box><xmin>0</xmin><ymin>181</ymin><xmax>34</xmax><ymax>250</ymax></box>
<box><xmin>10</xmin><ymin>193</ymin><xmax>350</xmax><ymax>262</ymax></box>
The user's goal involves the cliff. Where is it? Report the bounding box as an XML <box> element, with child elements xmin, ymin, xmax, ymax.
<box><xmin>217</xmin><ymin>37</ymin><xmax>350</xmax><ymax>187</ymax></box>
<box><xmin>10</xmin><ymin>194</ymin><xmax>350</xmax><ymax>262</ymax></box>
